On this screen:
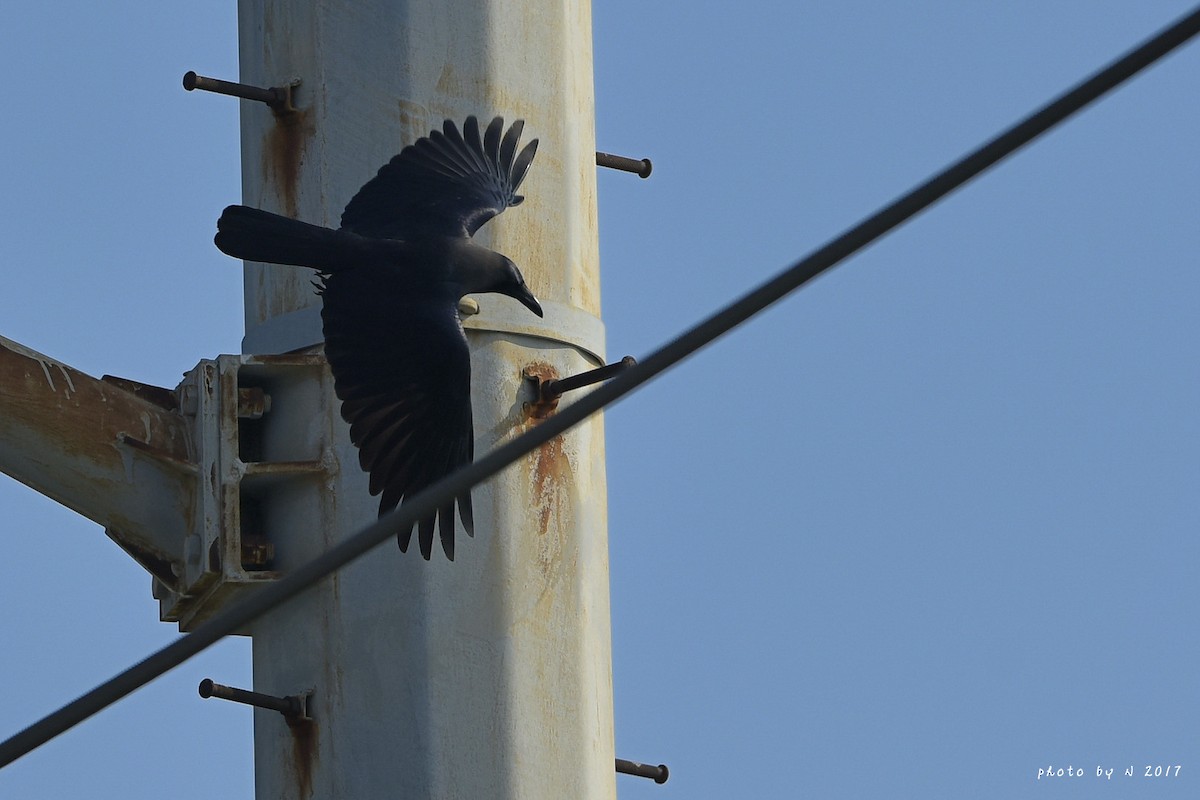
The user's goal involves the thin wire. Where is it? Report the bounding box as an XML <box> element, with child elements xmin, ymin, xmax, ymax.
<box><xmin>3</xmin><ymin>3</ymin><xmax>1198</xmax><ymax>770</ymax></box>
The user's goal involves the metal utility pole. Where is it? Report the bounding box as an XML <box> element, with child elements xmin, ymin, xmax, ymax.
<box><xmin>2</xmin><ymin>0</ymin><xmax>614</xmax><ymax>797</ymax></box>
<box><xmin>210</xmin><ymin>1</ymin><xmax>613</xmax><ymax>798</ymax></box>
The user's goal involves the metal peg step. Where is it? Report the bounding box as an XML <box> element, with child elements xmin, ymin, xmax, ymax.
<box><xmin>616</xmin><ymin>758</ymin><xmax>669</xmax><ymax>783</ymax></box>
<box><xmin>198</xmin><ymin>678</ymin><xmax>309</xmax><ymax>720</ymax></box>
<box><xmin>524</xmin><ymin>356</ymin><xmax>637</xmax><ymax>418</ymax></box>
<box><xmin>183</xmin><ymin>71</ymin><xmax>298</xmax><ymax>113</ymax></box>
<box><xmin>596</xmin><ymin>151</ymin><xmax>653</xmax><ymax>178</ymax></box>
<box><xmin>540</xmin><ymin>356</ymin><xmax>637</xmax><ymax>401</ymax></box>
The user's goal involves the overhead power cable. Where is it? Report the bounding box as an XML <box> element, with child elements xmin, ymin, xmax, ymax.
<box><xmin>2</xmin><ymin>3</ymin><xmax>1198</xmax><ymax>770</ymax></box>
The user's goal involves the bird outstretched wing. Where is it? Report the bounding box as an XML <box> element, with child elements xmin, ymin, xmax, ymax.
<box><xmin>340</xmin><ymin>116</ymin><xmax>538</xmax><ymax>240</ymax></box>
<box><xmin>318</xmin><ymin>264</ymin><xmax>475</xmax><ymax>560</ymax></box>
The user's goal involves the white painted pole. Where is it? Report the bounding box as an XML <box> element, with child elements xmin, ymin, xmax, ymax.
<box><xmin>235</xmin><ymin>1</ymin><xmax>613</xmax><ymax>797</ymax></box>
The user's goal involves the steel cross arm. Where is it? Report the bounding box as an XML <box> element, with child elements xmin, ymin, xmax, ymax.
<box><xmin>2</xmin><ymin>2</ymin><xmax>1198</xmax><ymax>769</ymax></box>
<box><xmin>0</xmin><ymin>335</ymin><xmax>193</xmax><ymax>579</ymax></box>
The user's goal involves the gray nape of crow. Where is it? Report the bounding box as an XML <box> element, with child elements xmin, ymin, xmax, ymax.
<box><xmin>213</xmin><ymin>116</ymin><xmax>543</xmax><ymax>561</ymax></box>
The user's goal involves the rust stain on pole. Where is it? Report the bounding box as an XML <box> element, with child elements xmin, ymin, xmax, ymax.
<box><xmin>289</xmin><ymin>717</ymin><xmax>317</xmax><ymax>798</ymax></box>
<box><xmin>530</xmin><ymin>433</ymin><xmax>573</xmax><ymax>540</ymax></box>
<box><xmin>516</xmin><ymin>361</ymin><xmax>578</xmax><ymax>586</ymax></box>
<box><xmin>263</xmin><ymin>108</ymin><xmax>314</xmax><ymax>220</ymax></box>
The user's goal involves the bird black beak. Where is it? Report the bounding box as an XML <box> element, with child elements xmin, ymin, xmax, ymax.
<box><xmin>510</xmin><ymin>283</ymin><xmax>544</xmax><ymax>318</ymax></box>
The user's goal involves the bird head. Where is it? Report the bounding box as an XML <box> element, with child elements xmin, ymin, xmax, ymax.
<box><xmin>492</xmin><ymin>256</ymin><xmax>544</xmax><ymax>318</ymax></box>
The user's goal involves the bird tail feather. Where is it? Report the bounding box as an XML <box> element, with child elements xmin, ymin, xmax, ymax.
<box><xmin>214</xmin><ymin>205</ymin><xmax>364</xmax><ymax>271</ymax></box>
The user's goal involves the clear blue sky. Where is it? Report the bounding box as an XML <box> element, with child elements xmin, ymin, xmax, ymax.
<box><xmin>1</xmin><ymin>2</ymin><xmax>1197</xmax><ymax>798</ymax></box>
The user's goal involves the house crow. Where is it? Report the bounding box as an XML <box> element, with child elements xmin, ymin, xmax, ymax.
<box><xmin>214</xmin><ymin>116</ymin><xmax>542</xmax><ymax>560</ymax></box>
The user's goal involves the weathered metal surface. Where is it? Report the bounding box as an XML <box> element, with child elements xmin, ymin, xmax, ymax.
<box><xmin>100</xmin><ymin>374</ymin><xmax>180</xmax><ymax>411</ymax></box>
<box><xmin>0</xmin><ymin>334</ymin><xmax>193</xmax><ymax>582</ymax></box>
<box><xmin>233</xmin><ymin>1</ymin><xmax>615</xmax><ymax>798</ymax></box>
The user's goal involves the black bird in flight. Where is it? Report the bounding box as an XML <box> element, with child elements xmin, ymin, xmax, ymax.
<box><xmin>214</xmin><ymin>116</ymin><xmax>543</xmax><ymax>560</ymax></box>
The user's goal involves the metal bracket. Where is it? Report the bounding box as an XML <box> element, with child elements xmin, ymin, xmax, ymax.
<box><xmin>243</xmin><ymin>297</ymin><xmax>608</xmax><ymax>367</ymax></box>
<box><xmin>154</xmin><ymin>353</ymin><xmax>329</xmax><ymax>631</ymax></box>
<box><xmin>462</xmin><ymin>297</ymin><xmax>608</xmax><ymax>367</ymax></box>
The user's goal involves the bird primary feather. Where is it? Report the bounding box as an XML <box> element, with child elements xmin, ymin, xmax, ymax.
<box><xmin>214</xmin><ymin>116</ymin><xmax>543</xmax><ymax>560</ymax></box>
